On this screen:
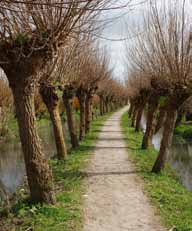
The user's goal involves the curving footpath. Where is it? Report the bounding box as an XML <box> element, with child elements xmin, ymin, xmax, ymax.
<box><xmin>83</xmin><ymin>107</ymin><xmax>165</xmax><ymax>231</ymax></box>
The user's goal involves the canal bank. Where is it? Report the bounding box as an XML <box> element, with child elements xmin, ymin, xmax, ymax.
<box><xmin>140</xmin><ymin>111</ymin><xmax>192</xmax><ymax>192</ymax></box>
<box><xmin>121</xmin><ymin>112</ymin><xmax>192</xmax><ymax>231</ymax></box>
<box><xmin>0</xmin><ymin>112</ymin><xmax>112</xmax><ymax>231</ymax></box>
<box><xmin>0</xmin><ymin>112</ymin><xmax>80</xmax><ymax>196</ymax></box>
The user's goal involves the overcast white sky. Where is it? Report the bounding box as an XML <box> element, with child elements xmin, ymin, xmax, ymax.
<box><xmin>99</xmin><ymin>0</ymin><xmax>148</xmax><ymax>81</ymax></box>
<box><xmin>99</xmin><ymin>0</ymin><xmax>192</xmax><ymax>81</ymax></box>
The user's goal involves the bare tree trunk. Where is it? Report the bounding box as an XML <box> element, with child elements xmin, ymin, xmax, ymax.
<box><xmin>85</xmin><ymin>95</ymin><xmax>92</xmax><ymax>133</ymax></box>
<box><xmin>92</xmin><ymin>106</ymin><xmax>95</xmax><ymax>120</ymax></box>
<box><xmin>90</xmin><ymin>102</ymin><xmax>94</xmax><ymax>120</ymax></box>
<box><xmin>49</xmin><ymin>106</ymin><xmax>68</xmax><ymax>159</ymax></box>
<box><xmin>40</xmin><ymin>85</ymin><xmax>67</xmax><ymax>160</ymax></box>
<box><xmin>109</xmin><ymin>102</ymin><xmax>112</xmax><ymax>112</ymax></box>
<box><xmin>103</xmin><ymin>99</ymin><xmax>106</xmax><ymax>114</ymax></box>
<box><xmin>155</xmin><ymin>107</ymin><xmax>167</xmax><ymax>133</ymax></box>
<box><xmin>63</xmin><ymin>93</ymin><xmax>79</xmax><ymax>149</ymax></box>
<box><xmin>128</xmin><ymin>102</ymin><xmax>134</xmax><ymax>118</ymax></box>
<box><xmin>104</xmin><ymin>101</ymin><xmax>107</xmax><ymax>113</ymax></box>
<box><xmin>135</xmin><ymin>102</ymin><xmax>146</xmax><ymax>132</ymax></box>
<box><xmin>152</xmin><ymin>109</ymin><xmax>177</xmax><ymax>173</ymax></box>
<box><xmin>142</xmin><ymin>96</ymin><xmax>159</xmax><ymax>149</ymax></box>
<box><xmin>100</xmin><ymin>97</ymin><xmax>104</xmax><ymax>116</ymax></box>
<box><xmin>101</xmin><ymin>97</ymin><xmax>106</xmax><ymax>114</ymax></box>
<box><xmin>109</xmin><ymin>98</ymin><xmax>113</xmax><ymax>112</ymax></box>
<box><xmin>105</xmin><ymin>100</ymin><xmax>109</xmax><ymax>113</ymax></box>
<box><xmin>112</xmin><ymin>102</ymin><xmax>115</xmax><ymax>111</ymax></box>
<box><xmin>131</xmin><ymin>106</ymin><xmax>137</xmax><ymax>127</ymax></box>
<box><xmin>77</xmin><ymin>91</ymin><xmax>86</xmax><ymax>141</ymax></box>
<box><xmin>12</xmin><ymin>83</ymin><xmax>56</xmax><ymax>204</ymax></box>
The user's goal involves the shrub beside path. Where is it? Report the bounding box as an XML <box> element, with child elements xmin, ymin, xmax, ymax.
<box><xmin>83</xmin><ymin>107</ymin><xmax>165</xmax><ymax>231</ymax></box>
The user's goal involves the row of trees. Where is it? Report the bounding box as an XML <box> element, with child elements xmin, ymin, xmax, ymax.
<box><xmin>126</xmin><ymin>0</ymin><xmax>192</xmax><ymax>173</ymax></box>
<box><xmin>0</xmin><ymin>1</ymin><xmax>128</xmax><ymax>204</ymax></box>
<box><xmin>0</xmin><ymin>77</ymin><xmax>13</xmax><ymax>136</ymax></box>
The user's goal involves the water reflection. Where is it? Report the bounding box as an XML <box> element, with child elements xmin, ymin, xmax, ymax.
<box><xmin>0</xmin><ymin>123</ymin><xmax>57</xmax><ymax>195</ymax></box>
<box><xmin>141</xmin><ymin>112</ymin><xmax>192</xmax><ymax>191</ymax></box>
<box><xmin>152</xmin><ymin>128</ymin><xmax>163</xmax><ymax>150</ymax></box>
<box><xmin>169</xmin><ymin>142</ymin><xmax>192</xmax><ymax>191</ymax></box>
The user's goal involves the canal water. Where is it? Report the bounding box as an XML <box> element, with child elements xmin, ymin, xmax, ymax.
<box><xmin>0</xmin><ymin>121</ymin><xmax>70</xmax><ymax>196</ymax></box>
<box><xmin>1</xmin><ymin>112</ymin><xmax>192</xmax><ymax>197</ymax></box>
<box><xmin>141</xmin><ymin>112</ymin><xmax>192</xmax><ymax>191</ymax></box>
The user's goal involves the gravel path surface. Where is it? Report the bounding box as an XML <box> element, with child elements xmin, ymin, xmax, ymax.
<box><xmin>83</xmin><ymin>107</ymin><xmax>166</xmax><ymax>231</ymax></box>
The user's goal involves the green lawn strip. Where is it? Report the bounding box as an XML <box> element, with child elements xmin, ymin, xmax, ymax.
<box><xmin>175</xmin><ymin>124</ymin><xmax>192</xmax><ymax>140</ymax></box>
<box><xmin>3</xmin><ymin>112</ymin><xmax>113</xmax><ymax>231</ymax></box>
<box><xmin>121</xmin><ymin>112</ymin><xmax>192</xmax><ymax>231</ymax></box>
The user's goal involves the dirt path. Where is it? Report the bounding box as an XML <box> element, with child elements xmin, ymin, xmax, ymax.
<box><xmin>83</xmin><ymin>107</ymin><xmax>165</xmax><ymax>231</ymax></box>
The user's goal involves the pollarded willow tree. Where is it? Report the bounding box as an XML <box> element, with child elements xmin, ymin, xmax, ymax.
<box><xmin>0</xmin><ymin>0</ymin><xmax>110</xmax><ymax>203</ymax></box>
<box><xmin>126</xmin><ymin>0</ymin><xmax>192</xmax><ymax>173</ymax></box>
<box><xmin>49</xmin><ymin>39</ymin><xmax>82</xmax><ymax>149</ymax></box>
<box><xmin>39</xmin><ymin>20</ymin><xmax>102</xmax><ymax>153</ymax></box>
<box><xmin>125</xmin><ymin>71</ymin><xmax>151</xmax><ymax>132</ymax></box>
<box><xmin>78</xmin><ymin>47</ymin><xmax>111</xmax><ymax>134</ymax></box>
<box><xmin>39</xmin><ymin>56</ymin><xmax>68</xmax><ymax>159</ymax></box>
<box><xmin>61</xmin><ymin>43</ymin><xmax>82</xmax><ymax>148</ymax></box>
<box><xmin>61</xmin><ymin>38</ymin><xmax>111</xmax><ymax>141</ymax></box>
<box><xmin>150</xmin><ymin>1</ymin><xmax>192</xmax><ymax>173</ymax></box>
<box><xmin>98</xmin><ymin>76</ymin><xmax>128</xmax><ymax>115</ymax></box>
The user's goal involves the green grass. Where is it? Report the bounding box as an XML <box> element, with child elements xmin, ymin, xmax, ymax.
<box><xmin>0</xmin><ymin>114</ymin><xmax>51</xmax><ymax>139</ymax></box>
<box><xmin>175</xmin><ymin>124</ymin><xmax>192</xmax><ymax>140</ymax></box>
<box><xmin>1</xmin><ymin>112</ymin><xmax>113</xmax><ymax>231</ymax></box>
<box><xmin>1</xmin><ymin>113</ymin><xmax>67</xmax><ymax>140</ymax></box>
<box><xmin>121</xmin><ymin>112</ymin><xmax>192</xmax><ymax>231</ymax></box>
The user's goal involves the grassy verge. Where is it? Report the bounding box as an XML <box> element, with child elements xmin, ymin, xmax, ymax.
<box><xmin>121</xmin><ymin>112</ymin><xmax>192</xmax><ymax>231</ymax></box>
<box><xmin>175</xmin><ymin>124</ymin><xmax>192</xmax><ymax>141</ymax></box>
<box><xmin>1</xmin><ymin>112</ymin><xmax>113</xmax><ymax>231</ymax></box>
<box><xmin>1</xmin><ymin>112</ymin><xmax>66</xmax><ymax>140</ymax></box>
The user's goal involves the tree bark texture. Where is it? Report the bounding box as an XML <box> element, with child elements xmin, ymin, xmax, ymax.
<box><xmin>49</xmin><ymin>107</ymin><xmax>68</xmax><ymax>159</ymax></box>
<box><xmin>77</xmin><ymin>90</ymin><xmax>86</xmax><ymax>141</ymax></box>
<box><xmin>1</xmin><ymin>51</ymin><xmax>57</xmax><ymax>204</ymax></box>
<box><xmin>85</xmin><ymin>95</ymin><xmax>92</xmax><ymax>133</ymax></box>
<box><xmin>103</xmin><ymin>100</ymin><xmax>106</xmax><ymax>114</ymax></box>
<box><xmin>99</xmin><ymin>98</ymin><xmax>104</xmax><ymax>116</ymax></box>
<box><xmin>155</xmin><ymin>107</ymin><xmax>167</xmax><ymax>133</ymax></box>
<box><xmin>152</xmin><ymin>109</ymin><xmax>177</xmax><ymax>173</ymax></box>
<box><xmin>12</xmin><ymin>83</ymin><xmax>56</xmax><ymax>204</ymax></box>
<box><xmin>142</xmin><ymin>96</ymin><xmax>159</xmax><ymax>149</ymax></box>
<box><xmin>135</xmin><ymin>101</ymin><xmax>146</xmax><ymax>132</ymax></box>
<box><xmin>63</xmin><ymin>93</ymin><xmax>79</xmax><ymax>149</ymax></box>
<box><xmin>131</xmin><ymin>106</ymin><xmax>137</xmax><ymax>127</ymax></box>
<box><xmin>128</xmin><ymin>102</ymin><xmax>134</xmax><ymax>118</ymax></box>
<box><xmin>40</xmin><ymin>85</ymin><xmax>67</xmax><ymax>160</ymax></box>
<box><xmin>105</xmin><ymin>99</ymin><xmax>109</xmax><ymax>113</ymax></box>
<box><xmin>152</xmin><ymin>94</ymin><xmax>190</xmax><ymax>172</ymax></box>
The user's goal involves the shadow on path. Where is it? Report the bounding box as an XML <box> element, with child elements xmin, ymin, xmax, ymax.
<box><xmin>82</xmin><ymin>170</ymin><xmax>144</xmax><ymax>177</ymax></box>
